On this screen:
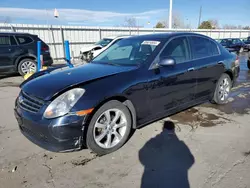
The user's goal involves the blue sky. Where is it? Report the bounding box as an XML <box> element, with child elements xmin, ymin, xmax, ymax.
<box><xmin>0</xmin><ymin>0</ymin><xmax>249</xmax><ymax>28</ymax></box>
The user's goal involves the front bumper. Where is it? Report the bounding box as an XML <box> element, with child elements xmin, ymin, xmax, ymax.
<box><xmin>14</xmin><ymin>105</ymin><xmax>87</xmax><ymax>152</ymax></box>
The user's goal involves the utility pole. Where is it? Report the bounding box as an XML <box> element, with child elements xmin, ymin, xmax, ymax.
<box><xmin>198</xmin><ymin>6</ymin><xmax>202</xmax><ymax>28</ymax></box>
<box><xmin>168</xmin><ymin>0</ymin><xmax>173</xmax><ymax>29</ymax></box>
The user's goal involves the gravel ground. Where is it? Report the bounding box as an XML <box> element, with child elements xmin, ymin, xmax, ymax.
<box><xmin>0</xmin><ymin>56</ymin><xmax>250</xmax><ymax>188</ymax></box>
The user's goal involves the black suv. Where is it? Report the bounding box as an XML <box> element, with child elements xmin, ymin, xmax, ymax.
<box><xmin>0</xmin><ymin>32</ymin><xmax>53</xmax><ymax>76</ymax></box>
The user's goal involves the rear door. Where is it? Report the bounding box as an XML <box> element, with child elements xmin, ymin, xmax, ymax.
<box><xmin>0</xmin><ymin>35</ymin><xmax>18</xmax><ymax>73</ymax></box>
<box><xmin>189</xmin><ymin>36</ymin><xmax>224</xmax><ymax>99</ymax></box>
<box><xmin>147</xmin><ymin>36</ymin><xmax>197</xmax><ymax>117</ymax></box>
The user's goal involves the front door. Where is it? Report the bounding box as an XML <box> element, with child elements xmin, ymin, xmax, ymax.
<box><xmin>147</xmin><ymin>36</ymin><xmax>197</xmax><ymax>118</ymax></box>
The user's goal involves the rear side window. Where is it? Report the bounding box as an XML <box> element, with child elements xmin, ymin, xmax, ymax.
<box><xmin>0</xmin><ymin>36</ymin><xmax>10</xmax><ymax>45</ymax></box>
<box><xmin>191</xmin><ymin>36</ymin><xmax>219</xmax><ymax>59</ymax></box>
<box><xmin>160</xmin><ymin>37</ymin><xmax>190</xmax><ymax>64</ymax></box>
<box><xmin>16</xmin><ymin>36</ymin><xmax>33</xmax><ymax>44</ymax></box>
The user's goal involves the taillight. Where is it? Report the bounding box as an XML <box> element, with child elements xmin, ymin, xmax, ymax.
<box><xmin>42</xmin><ymin>46</ymin><xmax>49</xmax><ymax>53</ymax></box>
<box><xmin>235</xmin><ymin>55</ymin><xmax>240</xmax><ymax>66</ymax></box>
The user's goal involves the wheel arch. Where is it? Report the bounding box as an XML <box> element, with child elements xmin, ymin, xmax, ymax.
<box><xmin>85</xmin><ymin>95</ymin><xmax>137</xmax><ymax>130</ymax></box>
<box><xmin>224</xmin><ymin>69</ymin><xmax>234</xmax><ymax>83</ymax></box>
<box><xmin>15</xmin><ymin>55</ymin><xmax>36</xmax><ymax>70</ymax></box>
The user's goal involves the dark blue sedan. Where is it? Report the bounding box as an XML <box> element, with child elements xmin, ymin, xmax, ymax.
<box><xmin>14</xmin><ymin>33</ymin><xmax>240</xmax><ymax>155</ymax></box>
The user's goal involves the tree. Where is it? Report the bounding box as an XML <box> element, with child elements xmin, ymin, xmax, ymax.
<box><xmin>155</xmin><ymin>22</ymin><xmax>165</xmax><ymax>28</ymax></box>
<box><xmin>198</xmin><ymin>21</ymin><xmax>212</xmax><ymax>29</ymax></box>
<box><xmin>154</xmin><ymin>12</ymin><xmax>189</xmax><ymax>29</ymax></box>
<box><xmin>123</xmin><ymin>17</ymin><xmax>137</xmax><ymax>28</ymax></box>
<box><xmin>223</xmin><ymin>24</ymin><xmax>237</xmax><ymax>29</ymax></box>
<box><xmin>243</xmin><ymin>26</ymin><xmax>250</xmax><ymax>30</ymax></box>
<box><xmin>208</xmin><ymin>19</ymin><xmax>219</xmax><ymax>29</ymax></box>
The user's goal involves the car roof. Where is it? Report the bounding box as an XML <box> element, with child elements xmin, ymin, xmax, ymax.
<box><xmin>221</xmin><ymin>38</ymin><xmax>240</xmax><ymax>40</ymax></box>
<box><xmin>127</xmin><ymin>32</ymin><xmax>213</xmax><ymax>40</ymax></box>
<box><xmin>103</xmin><ymin>35</ymin><xmax>131</xmax><ymax>39</ymax></box>
<box><xmin>0</xmin><ymin>32</ymin><xmax>36</xmax><ymax>36</ymax></box>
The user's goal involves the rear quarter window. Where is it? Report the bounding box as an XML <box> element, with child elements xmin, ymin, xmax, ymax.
<box><xmin>190</xmin><ymin>36</ymin><xmax>219</xmax><ymax>59</ymax></box>
<box><xmin>16</xmin><ymin>36</ymin><xmax>33</xmax><ymax>45</ymax></box>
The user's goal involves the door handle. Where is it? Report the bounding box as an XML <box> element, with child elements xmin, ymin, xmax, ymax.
<box><xmin>217</xmin><ymin>61</ymin><xmax>223</xmax><ymax>64</ymax></box>
<box><xmin>187</xmin><ymin>67</ymin><xmax>195</xmax><ymax>72</ymax></box>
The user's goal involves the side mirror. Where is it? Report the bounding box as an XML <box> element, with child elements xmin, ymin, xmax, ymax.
<box><xmin>159</xmin><ymin>58</ymin><xmax>176</xmax><ymax>67</ymax></box>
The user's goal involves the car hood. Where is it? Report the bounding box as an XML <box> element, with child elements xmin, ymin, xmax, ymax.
<box><xmin>21</xmin><ymin>63</ymin><xmax>137</xmax><ymax>101</ymax></box>
<box><xmin>80</xmin><ymin>45</ymin><xmax>102</xmax><ymax>53</ymax></box>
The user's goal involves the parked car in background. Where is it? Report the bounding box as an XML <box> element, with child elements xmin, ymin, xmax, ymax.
<box><xmin>242</xmin><ymin>36</ymin><xmax>250</xmax><ymax>50</ymax></box>
<box><xmin>219</xmin><ymin>38</ymin><xmax>249</xmax><ymax>54</ymax></box>
<box><xmin>247</xmin><ymin>51</ymin><xmax>250</xmax><ymax>69</ymax></box>
<box><xmin>0</xmin><ymin>32</ymin><xmax>53</xmax><ymax>76</ymax></box>
<box><xmin>15</xmin><ymin>33</ymin><xmax>239</xmax><ymax>155</ymax></box>
<box><xmin>79</xmin><ymin>35</ymin><xmax>130</xmax><ymax>62</ymax></box>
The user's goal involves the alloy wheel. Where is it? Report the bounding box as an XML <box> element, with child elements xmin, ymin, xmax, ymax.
<box><xmin>93</xmin><ymin>109</ymin><xmax>127</xmax><ymax>149</ymax></box>
<box><xmin>21</xmin><ymin>61</ymin><xmax>37</xmax><ymax>74</ymax></box>
<box><xmin>218</xmin><ymin>78</ymin><xmax>230</xmax><ymax>101</ymax></box>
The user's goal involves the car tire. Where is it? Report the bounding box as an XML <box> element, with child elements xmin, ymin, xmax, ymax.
<box><xmin>18</xmin><ymin>59</ymin><xmax>37</xmax><ymax>76</ymax></box>
<box><xmin>86</xmin><ymin>100</ymin><xmax>132</xmax><ymax>156</ymax></box>
<box><xmin>212</xmin><ymin>73</ymin><xmax>232</xmax><ymax>105</ymax></box>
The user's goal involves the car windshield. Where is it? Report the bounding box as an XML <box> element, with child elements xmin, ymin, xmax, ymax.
<box><xmin>95</xmin><ymin>38</ymin><xmax>113</xmax><ymax>47</ymax></box>
<box><xmin>92</xmin><ymin>38</ymin><xmax>162</xmax><ymax>66</ymax></box>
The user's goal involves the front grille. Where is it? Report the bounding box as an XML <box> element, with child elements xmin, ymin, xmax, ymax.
<box><xmin>18</xmin><ymin>91</ymin><xmax>45</xmax><ymax>113</ymax></box>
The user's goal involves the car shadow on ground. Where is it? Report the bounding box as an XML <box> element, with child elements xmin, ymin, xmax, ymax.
<box><xmin>139</xmin><ymin>121</ymin><xmax>195</xmax><ymax>188</ymax></box>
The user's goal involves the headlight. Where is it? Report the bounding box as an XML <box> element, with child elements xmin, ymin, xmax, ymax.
<box><xmin>44</xmin><ymin>88</ymin><xmax>85</xmax><ymax>119</ymax></box>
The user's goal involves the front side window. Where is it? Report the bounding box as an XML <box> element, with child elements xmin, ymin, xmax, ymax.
<box><xmin>0</xmin><ymin>36</ymin><xmax>10</xmax><ymax>46</ymax></box>
<box><xmin>160</xmin><ymin>37</ymin><xmax>190</xmax><ymax>64</ymax></box>
<box><xmin>92</xmin><ymin>38</ymin><xmax>162</xmax><ymax>65</ymax></box>
<box><xmin>220</xmin><ymin>39</ymin><xmax>229</xmax><ymax>46</ymax></box>
<box><xmin>16</xmin><ymin>36</ymin><xmax>33</xmax><ymax>44</ymax></box>
<box><xmin>191</xmin><ymin>36</ymin><xmax>219</xmax><ymax>59</ymax></box>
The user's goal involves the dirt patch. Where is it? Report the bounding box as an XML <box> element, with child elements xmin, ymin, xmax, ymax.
<box><xmin>0</xmin><ymin>82</ymin><xmax>20</xmax><ymax>88</ymax></box>
<box><xmin>71</xmin><ymin>155</ymin><xmax>98</xmax><ymax>166</ymax></box>
<box><xmin>243</xmin><ymin>151</ymin><xmax>250</xmax><ymax>157</ymax></box>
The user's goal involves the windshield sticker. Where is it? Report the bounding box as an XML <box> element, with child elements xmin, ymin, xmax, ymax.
<box><xmin>142</xmin><ymin>41</ymin><xmax>160</xmax><ymax>46</ymax></box>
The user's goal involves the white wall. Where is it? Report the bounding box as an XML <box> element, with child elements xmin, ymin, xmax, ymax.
<box><xmin>1</xmin><ymin>23</ymin><xmax>250</xmax><ymax>59</ymax></box>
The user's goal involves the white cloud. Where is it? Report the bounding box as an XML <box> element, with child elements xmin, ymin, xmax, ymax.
<box><xmin>0</xmin><ymin>7</ymin><xmax>168</xmax><ymax>24</ymax></box>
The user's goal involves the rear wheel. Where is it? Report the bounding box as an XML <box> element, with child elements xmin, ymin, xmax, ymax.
<box><xmin>18</xmin><ymin>59</ymin><xmax>37</xmax><ymax>76</ymax></box>
<box><xmin>212</xmin><ymin>73</ymin><xmax>232</xmax><ymax>104</ymax></box>
<box><xmin>86</xmin><ymin>100</ymin><xmax>132</xmax><ymax>156</ymax></box>
<box><xmin>247</xmin><ymin>60</ymin><xmax>250</xmax><ymax>69</ymax></box>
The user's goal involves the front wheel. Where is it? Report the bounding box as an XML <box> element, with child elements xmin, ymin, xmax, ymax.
<box><xmin>212</xmin><ymin>73</ymin><xmax>232</xmax><ymax>104</ymax></box>
<box><xmin>86</xmin><ymin>100</ymin><xmax>132</xmax><ymax>156</ymax></box>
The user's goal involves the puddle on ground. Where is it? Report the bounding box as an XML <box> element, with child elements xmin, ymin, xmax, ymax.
<box><xmin>170</xmin><ymin>108</ymin><xmax>228</xmax><ymax>129</ymax></box>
